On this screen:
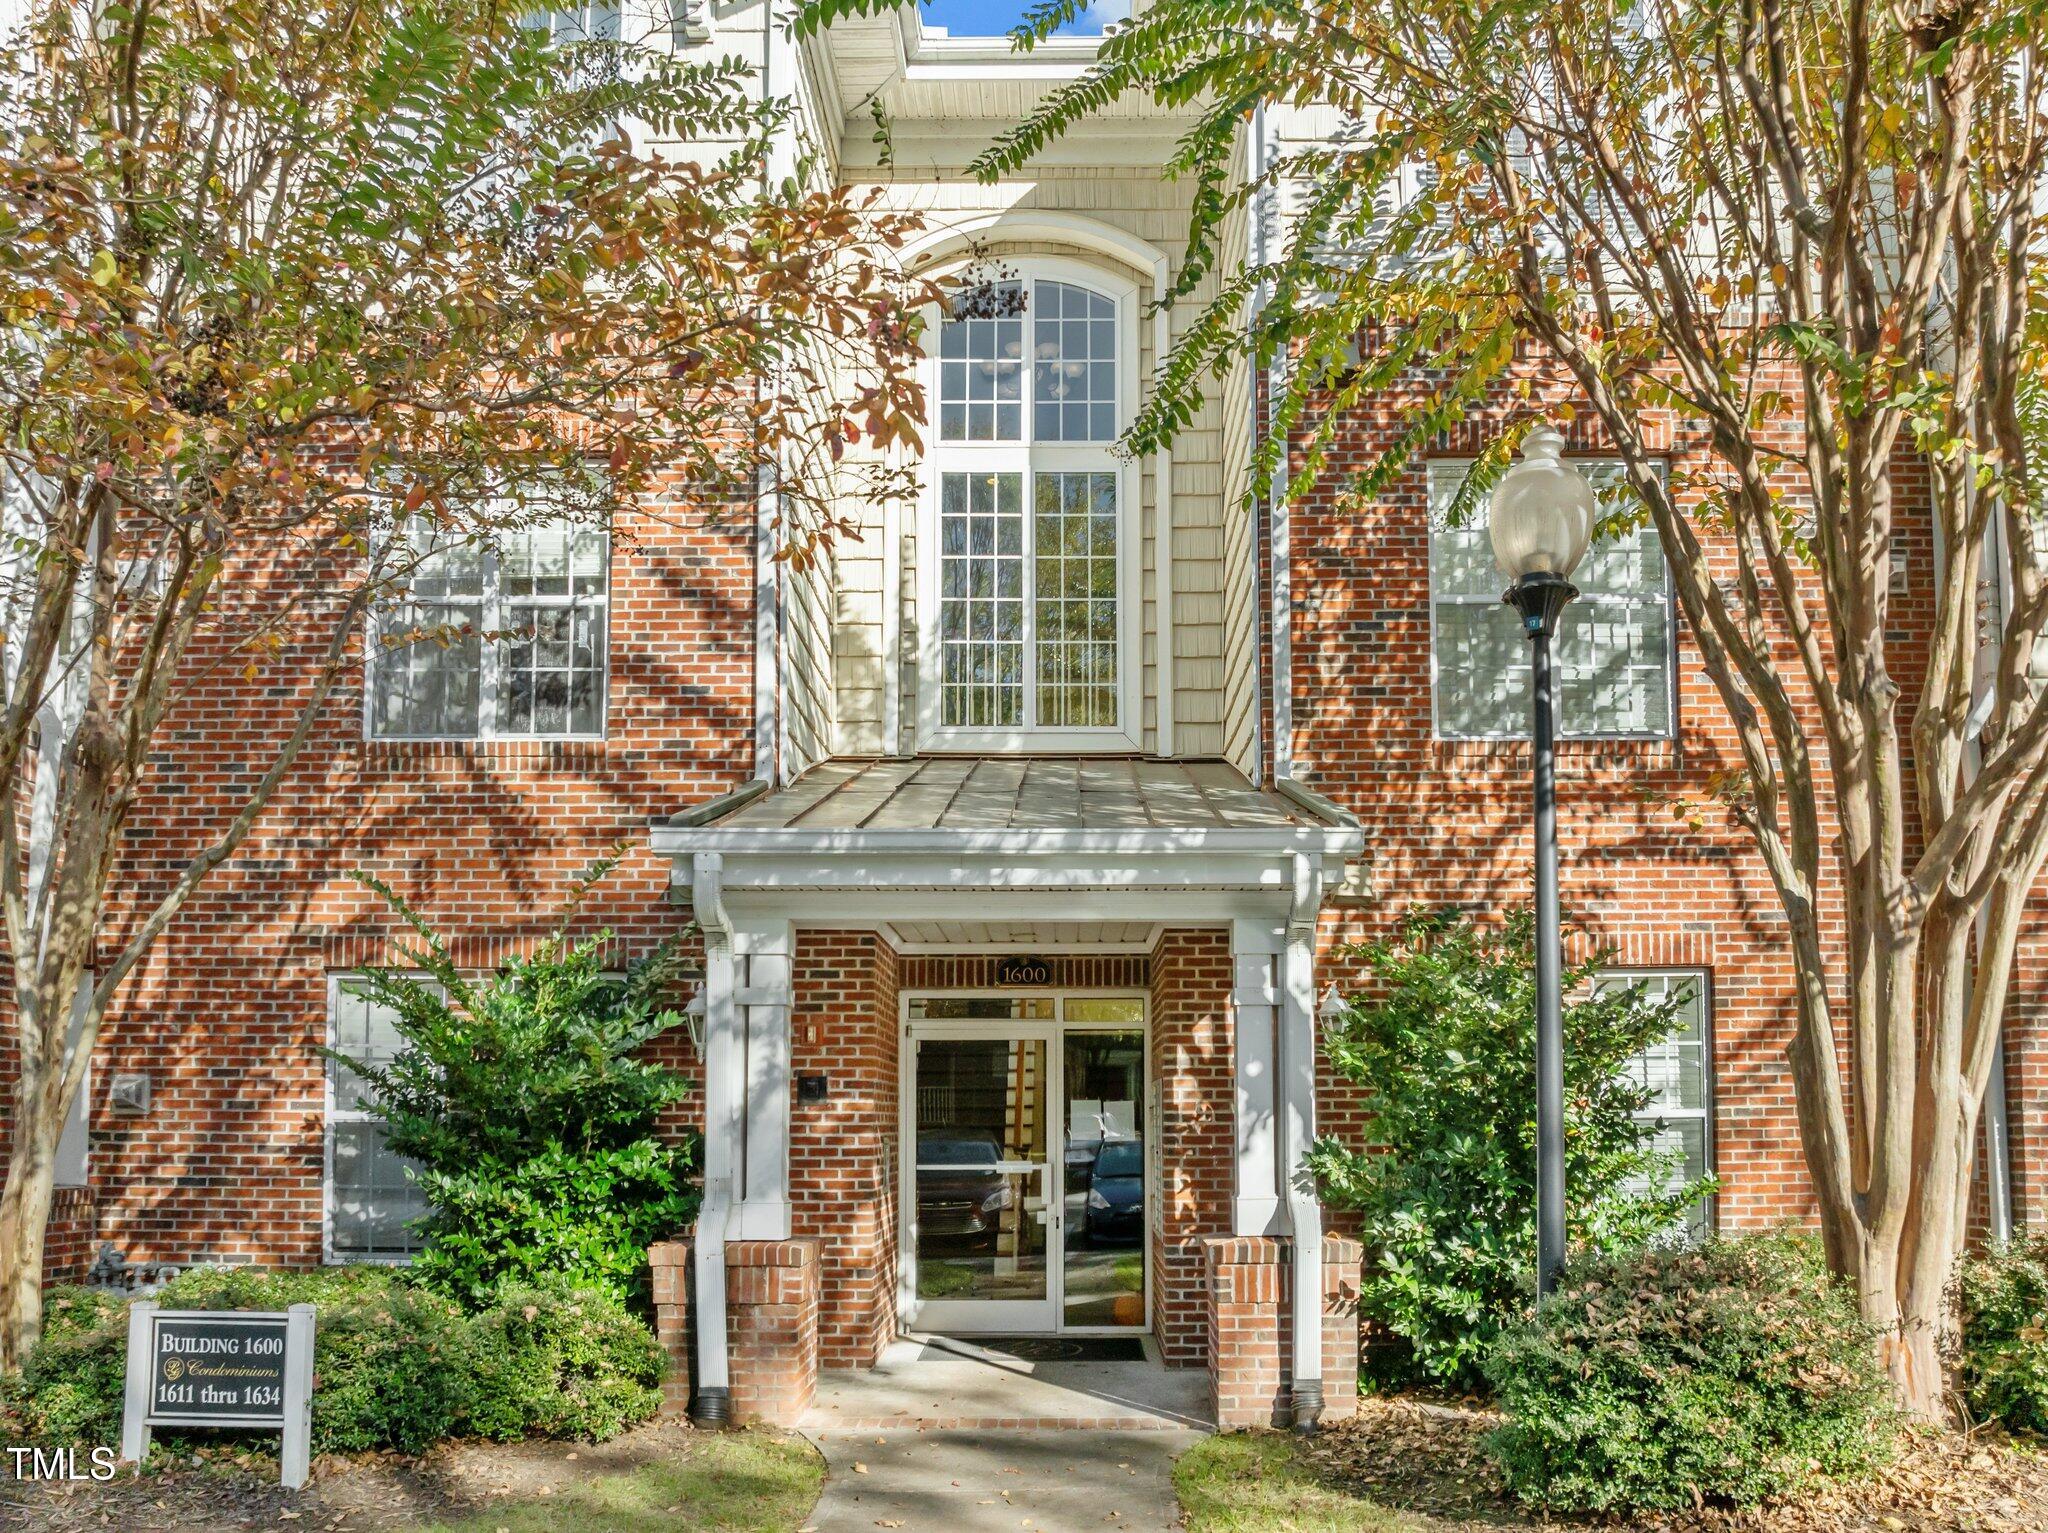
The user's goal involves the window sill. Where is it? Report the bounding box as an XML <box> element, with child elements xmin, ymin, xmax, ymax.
<box><xmin>1430</xmin><ymin>735</ymin><xmax>1681</xmax><ymax>774</ymax></box>
<box><xmin>353</xmin><ymin>736</ymin><xmax>611</xmax><ymax>768</ymax></box>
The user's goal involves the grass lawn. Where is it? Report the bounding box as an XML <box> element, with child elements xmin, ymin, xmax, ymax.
<box><xmin>1175</xmin><ymin>1433</ymin><xmax>1426</xmax><ymax>1533</ymax></box>
<box><xmin>413</xmin><ymin>1430</ymin><xmax>824</xmax><ymax>1533</ymax></box>
<box><xmin>0</xmin><ymin>1422</ymin><xmax>825</xmax><ymax>1533</ymax></box>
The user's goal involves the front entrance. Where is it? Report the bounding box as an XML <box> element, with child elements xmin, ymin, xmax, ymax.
<box><xmin>902</xmin><ymin>993</ymin><xmax>1150</xmax><ymax>1335</ymax></box>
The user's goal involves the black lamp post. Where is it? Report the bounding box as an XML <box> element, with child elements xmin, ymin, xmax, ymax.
<box><xmin>1488</xmin><ymin>425</ymin><xmax>1596</xmax><ymax>1300</ymax></box>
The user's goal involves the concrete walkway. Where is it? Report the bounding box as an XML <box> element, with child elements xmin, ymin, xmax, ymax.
<box><xmin>801</xmin><ymin>1337</ymin><xmax>1208</xmax><ymax>1532</ymax></box>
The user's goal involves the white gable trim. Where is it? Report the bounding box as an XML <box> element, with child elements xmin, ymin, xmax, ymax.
<box><xmin>901</xmin><ymin>210</ymin><xmax>1168</xmax><ymax>288</ymax></box>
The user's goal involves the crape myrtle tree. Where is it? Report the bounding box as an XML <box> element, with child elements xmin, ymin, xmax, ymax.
<box><xmin>0</xmin><ymin>0</ymin><xmax>935</xmax><ymax>1368</ymax></box>
<box><xmin>800</xmin><ymin>0</ymin><xmax>2048</xmax><ymax>1416</ymax></box>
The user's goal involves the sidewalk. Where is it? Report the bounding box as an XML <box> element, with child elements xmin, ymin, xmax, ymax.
<box><xmin>800</xmin><ymin>1336</ymin><xmax>1208</xmax><ymax>1532</ymax></box>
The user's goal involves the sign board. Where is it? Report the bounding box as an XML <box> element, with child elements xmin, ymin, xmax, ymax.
<box><xmin>120</xmin><ymin>1303</ymin><xmax>315</xmax><ymax>1488</ymax></box>
<box><xmin>994</xmin><ymin>955</ymin><xmax>1053</xmax><ymax>986</ymax></box>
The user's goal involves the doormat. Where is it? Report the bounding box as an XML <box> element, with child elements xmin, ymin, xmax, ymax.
<box><xmin>921</xmin><ymin>1335</ymin><xmax>1148</xmax><ymax>1363</ymax></box>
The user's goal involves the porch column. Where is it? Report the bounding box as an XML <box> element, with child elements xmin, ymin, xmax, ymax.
<box><xmin>734</xmin><ymin>918</ymin><xmax>794</xmax><ymax>1240</ymax></box>
<box><xmin>1231</xmin><ymin>917</ymin><xmax>1285</xmax><ymax>1234</ymax></box>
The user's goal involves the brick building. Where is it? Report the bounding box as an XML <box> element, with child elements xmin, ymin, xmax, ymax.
<box><xmin>6</xmin><ymin>1</ymin><xmax>2038</xmax><ymax>1434</ymax></box>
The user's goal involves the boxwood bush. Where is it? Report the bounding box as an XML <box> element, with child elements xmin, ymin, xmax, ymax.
<box><xmin>3</xmin><ymin>1267</ymin><xmax>664</xmax><ymax>1456</ymax></box>
<box><xmin>467</xmin><ymin>1278</ymin><xmax>666</xmax><ymax>1441</ymax></box>
<box><xmin>1952</xmin><ymin>1229</ymin><xmax>2048</xmax><ymax>1434</ymax></box>
<box><xmin>1485</xmin><ymin>1232</ymin><xmax>1897</xmax><ymax>1511</ymax></box>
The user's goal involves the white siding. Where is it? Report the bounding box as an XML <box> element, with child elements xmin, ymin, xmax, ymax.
<box><xmin>830</xmin><ymin>167</ymin><xmax>1229</xmax><ymax>757</ymax></box>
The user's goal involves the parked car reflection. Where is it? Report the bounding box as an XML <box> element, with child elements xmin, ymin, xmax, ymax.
<box><xmin>1078</xmin><ymin>1136</ymin><xmax>1143</xmax><ymax>1245</ymax></box>
<box><xmin>916</xmin><ymin>1133</ymin><xmax>1012</xmax><ymax>1251</ymax></box>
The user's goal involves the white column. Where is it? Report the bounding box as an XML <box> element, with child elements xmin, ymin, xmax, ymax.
<box><xmin>735</xmin><ymin>918</ymin><xmax>794</xmax><ymax>1240</ymax></box>
<box><xmin>1231</xmin><ymin>916</ymin><xmax>1285</xmax><ymax>1235</ymax></box>
<box><xmin>1280</xmin><ymin>855</ymin><xmax>1325</xmax><ymax>1410</ymax></box>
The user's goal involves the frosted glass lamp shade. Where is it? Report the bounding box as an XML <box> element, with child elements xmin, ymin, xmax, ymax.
<box><xmin>1489</xmin><ymin>426</ymin><xmax>1597</xmax><ymax>583</ymax></box>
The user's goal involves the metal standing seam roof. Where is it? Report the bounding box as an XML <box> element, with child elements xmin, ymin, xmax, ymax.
<box><xmin>703</xmin><ymin>756</ymin><xmax>1333</xmax><ymax>834</ymax></box>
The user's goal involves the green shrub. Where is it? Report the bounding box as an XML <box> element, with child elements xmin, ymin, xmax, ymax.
<box><xmin>3</xmin><ymin>1269</ymin><xmax>475</xmax><ymax>1456</ymax></box>
<box><xmin>467</xmin><ymin>1278</ymin><xmax>666</xmax><ymax>1441</ymax></box>
<box><xmin>1485</xmin><ymin>1232</ymin><xmax>1896</xmax><ymax>1511</ymax></box>
<box><xmin>1307</xmin><ymin>907</ymin><xmax>1716</xmax><ymax>1389</ymax></box>
<box><xmin>5</xmin><ymin>1267</ymin><xmax>665</xmax><ymax>1455</ymax></box>
<box><xmin>1953</xmin><ymin>1228</ymin><xmax>2048</xmax><ymax>1434</ymax></box>
<box><xmin>333</xmin><ymin>866</ymin><xmax>699</xmax><ymax>1308</ymax></box>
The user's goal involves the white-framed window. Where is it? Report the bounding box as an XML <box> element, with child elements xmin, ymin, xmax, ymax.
<box><xmin>367</xmin><ymin>521</ymin><xmax>610</xmax><ymax>742</ymax></box>
<box><xmin>1596</xmin><ymin>969</ymin><xmax>1714</xmax><ymax>1236</ymax></box>
<box><xmin>536</xmin><ymin>3</ymin><xmax>621</xmax><ymax>42</ymax></box>
<box><xmin>1428</xmin><ymin>459</ymin><xmax>1676</xmax><ymax>740</ymax></box>
<box><xmin>324</xmin><ymin>977</ymin><xmax>429</xmax><ymax>1264</ymax></box>
<box><xmin>918</xmin><ymin>260</ymin><xmax>1142</xmax><ymax>751</ymax></box>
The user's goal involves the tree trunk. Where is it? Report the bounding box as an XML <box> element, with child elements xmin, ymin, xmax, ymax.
<box><xmin>0</xmin><ymin>1130</ymin><xmax>58</xmax><ymax>1373</ymax></box>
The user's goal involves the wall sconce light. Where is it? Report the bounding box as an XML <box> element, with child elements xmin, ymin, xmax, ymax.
<box><xmin>1318</xmin><ymin>983</ymin><xmax>1348</xmax><ymax>1042</ymax></box>
<box><xmin>684</xmin><ymin>982</ymin><xmax>706</xmax><ymax>1056</ymax></box>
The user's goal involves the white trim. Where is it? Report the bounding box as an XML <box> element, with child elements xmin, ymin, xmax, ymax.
<box><xmin>899</xmin><ymin>211</ymin><xmax>1168</xmax><ymax>288</ymax></box>
<box><xmin>363</xmin><ymin>524</ymin><xmax>611</xmax><ymax>745</ymax></box>
<box><xmin>1230</xmin><ymin>918</ymin><xmax>1283</xmax><ymax>1235</ymax></box>
<box><xmin>1155</xmin><ymin>294</ymin><xmax>1176</xmax><ymax>756</ymax></box>
<box><xmin>322</xmin><ymin>974</ymin><xmax>425</xmax><ymax>1267</ymax></box>
<box><xmin>756</xmin><ymin>467</ymin><xmax>781</xmax><ymax>783</ymax></box>
<box><xmin>1595</xmin><ymin>966</ymin><xmax>1717</xmax><ymax>1233</ymax></box>
<box><xmin>880</xmin><ymin>925</ymin><xmax>1162</xmax><ymax>955</ymax></box>
<box><xmin>916</xmin><ymin>258</ymin><xmax>1145</xmax><ymax>753</ymax></box>
<box><xmin>883</xmin><ymin>481</ymin><xmax>904</xmax><ymax>755</ymax></box>
<box><xmin>899</xmin><ymin>991</ymin><xmax>1153</xmax><ymax>1336</ymax></box>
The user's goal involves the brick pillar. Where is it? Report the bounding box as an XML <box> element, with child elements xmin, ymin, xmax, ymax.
<box><xmin>648</xmin><ymin>1238</ymin><xmax>696</xmax><ymax>1416</ymax></box>
<box><xmin>647</xmin><ymin>1236</ymin><xmax>821</xmax><ymax>1427</ymax></box>
<box><xmin>725</xmin><ymin>1238</ymin><xmax>820</xmax><ymax>1427</ymax></box>
<box><xmin>1204</xmin><ymin>1233</ymin><xmax>1362</xmax><ymax>1429</ymax></box>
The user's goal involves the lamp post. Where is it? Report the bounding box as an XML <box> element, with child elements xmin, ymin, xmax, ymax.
<box><xmin>1489</xmin><ymin>424</ymin><xmax>1597</xmax><ymax>1300</ymax></box>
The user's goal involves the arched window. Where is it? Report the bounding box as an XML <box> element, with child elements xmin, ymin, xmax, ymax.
<box><xmin>919</xmin><ymin>260</ymin><xmax>1140</xmax><ymax>749</ymax></box>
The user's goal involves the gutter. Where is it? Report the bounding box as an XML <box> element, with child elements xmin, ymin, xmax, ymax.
<box><xmin>1280</xmin><ymin>851</ymin><xmax>1324</xmax><ymax>1431</ymax></box>
<box><xmin>689</xmin><ymin>851</ymin><xmax>741</xmax><ymax>1426</ymax></box>
<box><xmin>1244</xmin><ymin>103</ymin><xmax>1341</xmax><ymax>1424</ymax></box>
<box><xmin>664</xmin><ymin>778</ymin><xmax>771</xmax><ymax>830</ymax></box>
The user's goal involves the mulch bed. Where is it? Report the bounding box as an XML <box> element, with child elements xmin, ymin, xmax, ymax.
<box><xmin>0</xmin><ymin>1416</ymin><xmax>719</xmax><ymax>1532</ymax></box>
<box><xmin>1306</xmin><ymin>1397</ymin><xmax>2048</xmax><ymax>1532</ymax></box>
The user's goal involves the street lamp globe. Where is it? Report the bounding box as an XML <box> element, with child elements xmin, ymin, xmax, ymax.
<box><xmin>1489</xmin><ymin>424</ymin><xmax>1597</xmax><ymax>597</ymax></box>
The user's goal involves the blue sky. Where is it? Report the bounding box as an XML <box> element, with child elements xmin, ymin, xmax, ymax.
<box><xmin>920</xmin><ymin>0</ymin><xmax>1130</xmax><ymax>37</ymax></box>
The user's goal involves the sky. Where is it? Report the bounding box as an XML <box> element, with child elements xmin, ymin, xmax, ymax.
<box><xmin>919</xmin><ymin>0</ymin><xmax>1131</xmax><ymax>37</ymax></box>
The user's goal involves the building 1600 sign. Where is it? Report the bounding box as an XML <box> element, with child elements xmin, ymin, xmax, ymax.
<box><xmin>119</xmin><ymin>1304</ymin><xmax>316</xmax><ymax>1488</ymax></box>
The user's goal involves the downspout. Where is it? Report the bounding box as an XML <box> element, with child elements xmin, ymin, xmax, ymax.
<box><xmin>691</xmin><ymin>851</ymin><xmax>740</xmax><ymax>1425</ymax></box>
<box><xmin>1279</xmin><ymin>851</ymin><xmax>1324</xmax><ymax>1431</ymax></box>
<box><xmin>1247</xmin><ymin>105</ymin><xmax>1269</xmax><ymax>783</ymax></box>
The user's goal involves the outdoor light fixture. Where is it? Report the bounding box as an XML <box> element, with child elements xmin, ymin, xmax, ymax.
<box><xmin>1317</xmin><ymin>982</ymin><xmax>1348</xmax><ymax>1042</ymax></box>
<box><xmin>684</xmin><ymin>981</ymin><xmax>707</xmax><ymax>1056</ymax></box>
<box><xmin>1489</xmin><ymin>423</ymin><xmax>1597</xmax><ymax>1301</ymax></box>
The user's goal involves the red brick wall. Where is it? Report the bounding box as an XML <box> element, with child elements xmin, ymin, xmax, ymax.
<box><xmin>8</xmin><ymin>494</ymin><xmax>753</xmax><ymax>1270</ymax></box>
<box><xmin>791</xmin><ymin>928</ymin><xmax>901</xmax><ymax>1369</ymax></box>
<box><xmin>43</xmin><ymin>1186</ymin><xmax>98</xmax><ymax>1285</ymax></box>
<box><xmin>1289</xmin><ymin>365</ymin><xmax>1960</xmax><ymax>1232</ymax></box>
<box><xmin>1150</xmin><ymin>927</ymin><xmax>1235</xmax><ymax>1368</ymax></box>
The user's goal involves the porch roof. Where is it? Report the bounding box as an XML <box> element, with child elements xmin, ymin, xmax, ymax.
<box><xmin>650</xmin><ymin>757</ymin><xmax>1363</xmax><ymax>918</ymax></box>
<box><xmin>696</xmin><ymin>756</ymin><xmax>1332</xmax><ymax>835</ymax></box>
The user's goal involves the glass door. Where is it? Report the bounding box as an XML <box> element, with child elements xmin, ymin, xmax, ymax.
<box><xmin>910</xmin><ymin>1031</ymin><xmax>1056</xmax><ymax>1332</ymax></box>
<box><xmin>905</xmin><ymin>994</ymin><xmax>1150</xmax><ymax>1335</ymax></box>
<box><xmin>1060</xmin><ymin>1017</ymin><xmax>1147</xmax><ymax>1329</ymax></box>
